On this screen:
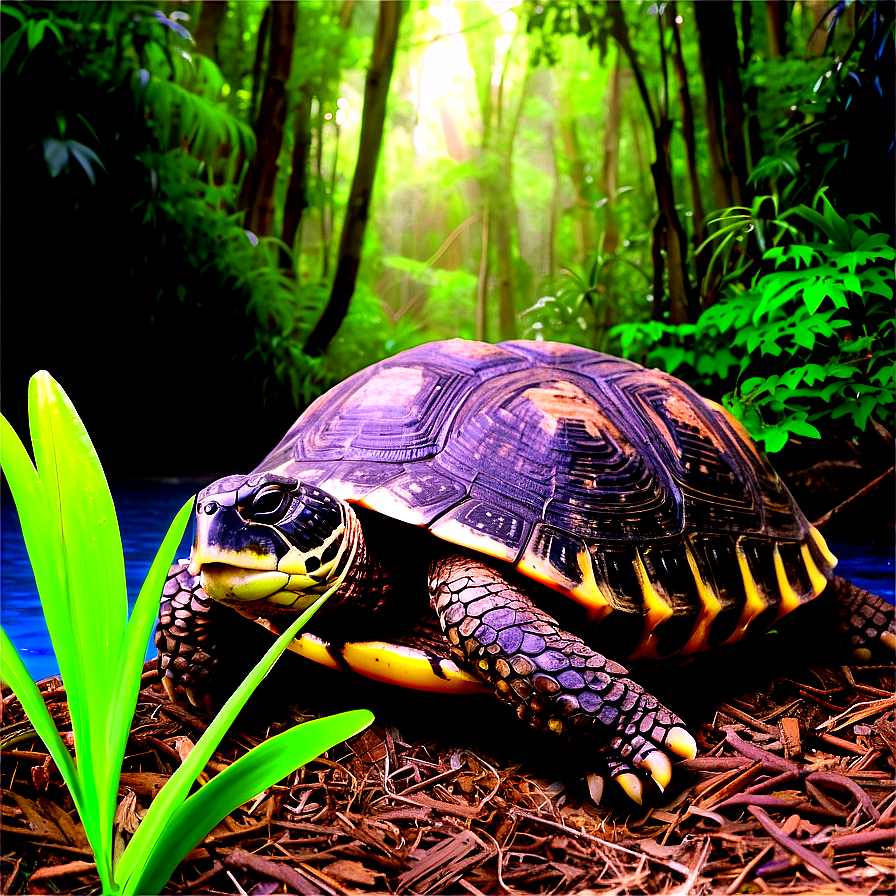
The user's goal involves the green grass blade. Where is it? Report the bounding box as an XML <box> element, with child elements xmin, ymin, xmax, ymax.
<box><xmin>115</xmin><ymin>593</ymin><xmax>330</xmax><ymax>886</ymax></box>
<box><xmin>26</xmin><ymin>371</ymin><xmax>128</xmax><ymax>880</ymax></box>
<box><xmin>129</xmin><ymin>710</ymin><xmax>374</xmax><ymax>895</ymax></box>
<box><xmin>0</xmin><ymin>628</ymin><xmax>85</xmax><ymax>816</ymax></box>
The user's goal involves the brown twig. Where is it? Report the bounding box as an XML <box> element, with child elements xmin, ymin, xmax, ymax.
<box><xmin>748</xmin><ymin>805</ymin><xmax>843</xmax><ymax>883</ymax></box>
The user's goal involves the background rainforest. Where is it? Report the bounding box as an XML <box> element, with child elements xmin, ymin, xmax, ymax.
<box><xmin>1</xmin><ymin>0</ymin><xmax>893</xmax><ymax>490</ymax></box>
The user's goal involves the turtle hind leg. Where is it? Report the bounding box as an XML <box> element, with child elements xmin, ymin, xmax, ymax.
<box><xmin>827</xmin><ymin>575</ymin><xmax>895</xmax><ymax>661</ymax></box>
<box><xmin>428</xmin><ymin>552</ymin><xmax>697</xmax><ymax>804</ymax></box>
<box><xmin>155</xmin><ymin>562</ymin><xmax>219</xmax><ymax>713</ymax></box>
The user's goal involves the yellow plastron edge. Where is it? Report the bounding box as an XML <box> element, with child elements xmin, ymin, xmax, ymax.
<box><xmin>626</xmin><ymin>552</ymin><xmax>674</xmax><ymax>661</ymax></box>
<box><xmin>680</xmin><ymin>546</ymin><xmax>722</xmax><ymax>655</ymax></box>
<box><xmin>286</xmin><ymin>632</ymin><xmax>489</xmax><ymax>695</ymax></box>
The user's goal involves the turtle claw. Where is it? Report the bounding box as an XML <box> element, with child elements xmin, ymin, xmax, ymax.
<box><xmin>586</xmin><ymin>772</ymin><xmax>605</xmax><ymax>804</ymax></box>
<box><xmin>639</xmin><ymin>749</ymin><xmax>672</xmax><ymax>792</ymax></box>
<box><xmin>665</xmin><ymin>726</ymin><xmax>698</xmax><ymax>760</ymax></box>
<box><xmin>161</xmin><ymin>676</ymin><xmax>177</xmax><ymax>704</ymax></box>
<box><xmin>615</xmin><ymin>772</ymin><xmax>643</xmax><ymax>805</ymax></box>
<box><xmin>185</xmin><ymin>687</ymin><xmax>214</xmax><ymax>718</ymax></box>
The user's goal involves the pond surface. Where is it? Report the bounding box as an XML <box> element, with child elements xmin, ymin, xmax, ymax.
<box><xmin>1</xmin><ymin>478</ymin><xmax>203</xmax><ymax>682</ymax></box>
<box><xmin>1</xmin><ymin>479</ymin><xmax>894</xmax><ymax>683</ymax></box>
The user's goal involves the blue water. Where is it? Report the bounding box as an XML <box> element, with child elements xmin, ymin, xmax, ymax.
<box><xmin>1</xmin><ymin>479</ymin><xmax>893</xmax><ymax>683</ymax></box>
<box><xmin>1</xmin><ymin>478</ymin><xmax>204</xmax><ymax>682</ymax></box>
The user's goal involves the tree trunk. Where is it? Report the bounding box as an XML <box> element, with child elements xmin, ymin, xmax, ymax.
<box><xmin>280</xmin><ymin>88</ymin><xmax>312</xmax><ymax>270</ymax></box>
<box><xmin>559</xmin><ymin>115</ymin><xmax>596</xmax><ymax>261</ymax></box>
<box><xmin>280</xmin><ymin>1</ymin><xmax>354</xmax><ymax>273</ymax></box>
<box><xmin>304</xmin><ymin>1</ymin><xmax>405</xmax><ymax>356</ymax></box>
<box><xmin>740</xmin><ymin>2</ymin><xmax>765</xmax><ymax>177</ymax></box>
<box><xmin>766</xmin><ymin>0</ymin><xmax>788</xmax><ymax>57</ymax></box>
<box><xmin>249</xmin><ymin>4</ymin><xmax>272</xmax><ymax>125</ymax></box>
<box><xmin>651</xmin><ymin>121</ymin><xmax>693</xmax><ymax>324</ymax></box>
<box><xmin>239</xmin><ymin>1</ymin><xmax>296</xmax><ymax>239</ymax></box>
<box><xmin>695</xmin><ymin>2</ymin><xmax>749</xmax><ymax>210</ymax></box>
<box><xmin>491</xmin><ymin>27</ymin><xmax>529</xmax><ymax>342</ymax></box>
<box><xmin>605</xmin><ymin>2</ymin><xmax>696</xmax><ymax>324</ymax></box>
<box><xmin>669</xmin><ymin>3</ymin><xmax>707</xmax><ymax>250</ymax></box>
<box><xmin>194</xmin><ymin>1</ymin><xmax>227</xmax><ymax>64</ymax></box>
<box><xmin>459</xmin><ymin>2</ymin><xmax>499</xmax><ymax>341</ymax></box>
<box><xmin>599</xmin><ymin>60</ymin><xmax>622</xmax><ymax>257</ymax></box>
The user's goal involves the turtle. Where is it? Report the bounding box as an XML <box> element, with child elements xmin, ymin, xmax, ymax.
<box><xmin>156</xmin><ymin>338</ymin><xmax>895</xmax><ymax>803</ymax></box>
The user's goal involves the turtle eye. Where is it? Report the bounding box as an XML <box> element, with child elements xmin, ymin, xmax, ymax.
<box><xmin>243</xmin><ymin>485</ymin><xmax>293</xmax><ymax>523</ymax></box>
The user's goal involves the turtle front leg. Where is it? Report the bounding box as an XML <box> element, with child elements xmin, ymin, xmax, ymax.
<box><xmin>428</xmin><ymin>553</ymin><xmax>697</xmax><ymax>804</ymax></box>
<box><xmin>155</xmin><ymin>562</ymin><xmax>220</xmax><ymax>713</ymax></box>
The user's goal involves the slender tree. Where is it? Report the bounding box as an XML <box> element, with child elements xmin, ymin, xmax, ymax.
<box><xmin>668</xmin><ymin>2</ymin><xmax>707</xmax><ymax>251</ymax></box>
<box><xmin>604</xmin><ymin>2</ymin><xmax>696</xmax><ymax>325</ymax></box>
<box><xmin>695</xmin><ymin>1</ymin><xmax>750</xmax><ymax>211</ymax></box>
<box><xmin>280</xmin><ymin>2</ymin><xmax>355</xmax><ymax>271</ymax></box>
<box><xmin>304</xmin><ymin>1</ymin><xmax>406</xmax><ymax>356</ymax></box>
<box><xmin>240</xmin><ymin>1</ymin><xmax>296</xmax><ymax>238</ymax></box>
<box><xmin>194</xmin><ymin>1</ymin><xmax>227</xmax><ymax>64</ymax></box>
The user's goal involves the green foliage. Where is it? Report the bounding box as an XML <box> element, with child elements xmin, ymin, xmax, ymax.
<box><xmin>613</xmin><ymin>196</ymin><xmax>895</xmax><ymax>452</ymax></box>
<box><xmin>0</xmin><ymin>372</ymin><xmax>373</xmax><ymax>894</ymax></box>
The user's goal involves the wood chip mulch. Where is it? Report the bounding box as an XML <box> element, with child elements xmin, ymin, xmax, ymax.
<box><xmin>1</xmin><ymin>650</ymin><xmax>893</xmax><ymax>895</ymax></box>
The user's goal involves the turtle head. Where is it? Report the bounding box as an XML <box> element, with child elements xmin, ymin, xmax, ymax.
<box><xmin>189</xmin><ymin>472</ymin><xmax>357</xmax><ymax>613</ymax></box>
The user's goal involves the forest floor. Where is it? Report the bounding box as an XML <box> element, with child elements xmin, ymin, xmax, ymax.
<box><xmin>1</xmin><ymin>635</ymin><xmax>894</xmax><ymax>895</ymax></box>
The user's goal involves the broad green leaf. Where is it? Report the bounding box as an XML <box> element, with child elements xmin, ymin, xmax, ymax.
<box><xmin>761</xmin><ymin>427</ymin><xmax>790</xmax><ymax>453</ymax></box>
<box><xmin>786</xmin><ymin>419</ymin><xmax>821</xmax><ymax>439</ymax></box>
<box><xmin>802</xmin><ymin>278</ymin><xmax>830</xmax><ymax>313</ymax></box>
<box><xmin>130</xmin><ymin>710</ymin><xmax>374</xmax><ymax>894</ymax></box>
<box><xmin>740</xmin><ymin>377</ymin><xmax>767</xmax><ymax>395</ymax></box>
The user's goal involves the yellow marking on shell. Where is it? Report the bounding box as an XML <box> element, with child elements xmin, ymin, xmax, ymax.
<box><xmin>704</xmin><ymin>398</ymin><xmax>765</xmax><ymax>464</ymax></box>
<box><xmin>732</xmin><ymin>542</ymin><xmax>770</xmax><ymax>639</ymax></box>
<box><xmin>627</xmin><ymin>552</ymin><xmax>673</xmax><ymax>661</ymax></box>
<box><xmin>517</xmin><ymin>545</ymin><xmax>613</xmax><ymax>622</ymax></box>
<box><xmin>548</xmin><ymin>719</ymin><xmax>564</xmax><ymax>735</ymax></box>
<box><xmin>680</xmin><ymin>546</ymin><xmax>722</xmax><ymax>655</ymax></box>
<box><xmin>801</xmin><ymin>542</ymin><xmax>831</xmax><ymax>597</ymax></box>
<box><xmin>429</xmin><ymin>518</ymin><xmax>517</xmax><ymax>563</ymax></box>
<box><xmin>358</xmin><ymin>488</ymin><xmax>428</xmax><ymax>526</ymax></box>
<box><xmin>773</xmin><ymin>544</ymin><xmax>803</xmax><ymax>621</ymax></box>
<box><xmin>809</xmin><ymin>527</ymin><xmax>838</xmax><ymax>569</ymax></box>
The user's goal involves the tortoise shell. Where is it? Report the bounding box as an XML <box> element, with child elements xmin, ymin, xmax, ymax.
<box><xmin>257</xmin><ymin>339</ymin><xmax>836</xmax><ymax>662</ymax></box>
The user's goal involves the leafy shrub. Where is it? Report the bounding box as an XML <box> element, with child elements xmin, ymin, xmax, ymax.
<box><xmin>613</xmin><ymin>195</ymin><xmax>894</xmax><ymax>452</ymax></box>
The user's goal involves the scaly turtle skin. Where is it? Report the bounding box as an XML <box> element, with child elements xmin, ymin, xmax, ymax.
<box><xmin>156</xmin><ymin>339</ymin><xmax>895</xmax><ymax>803</ymax></box>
